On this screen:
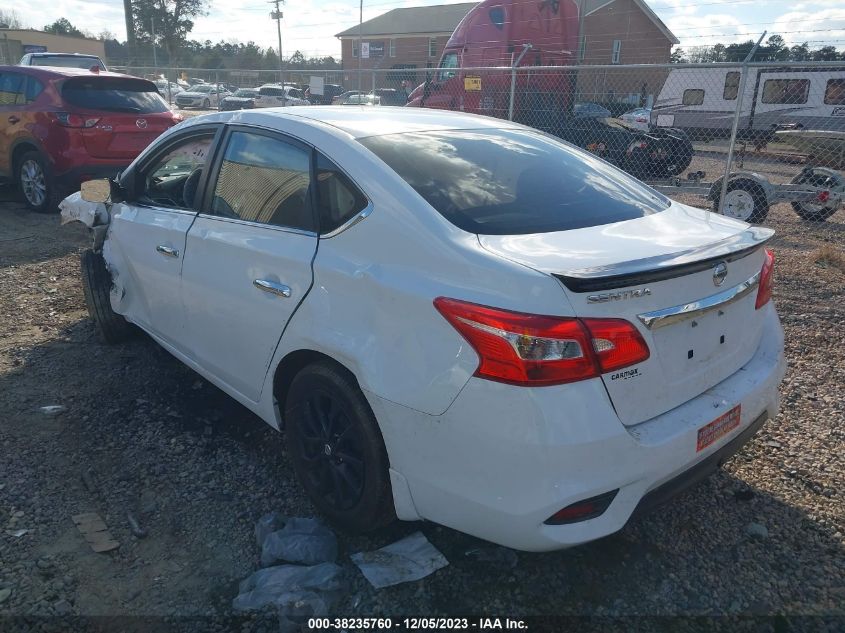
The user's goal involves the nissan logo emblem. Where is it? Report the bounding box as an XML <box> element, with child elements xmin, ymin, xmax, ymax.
<box><xmin>135</xmin><ymin>119</ymin><xmax>148</xmax><ymax>129</ymax></box>
<box><xmin>712</xmin><ymin>262</ymin><xmax>728</xmax><ymax>286</ymax></box>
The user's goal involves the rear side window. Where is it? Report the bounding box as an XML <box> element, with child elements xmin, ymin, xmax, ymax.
<box><xmin>762</xmin><ymin>79</ymin><xmax>809</xmax><ymax>104</ymax></box>
<box><xmin>25</xmin><ymin>77</ymin><xmax>44</xmax><ymax>103</ymax></box>
<box><xmin>62</xmin><ymin>78</ymin><xmax>168</xmax><ymax>113</ymax></box>
<box><xmin>0</xmin><ymin>72</ymin><xmax>25</xmax><ymax>106</ymax></box>
<box><xmin>682</xmin><ymin>89</ymin><xmax>704</xmax><ymax>105</ymax></box>
<box><xmin>359</xmin><ymin>129</ymin><xmax>669</xmax><ymax>235</ymax></box>
<box><xmin>316</xmin><ymin>153</ymin><xmax>368</xmax><ymax>234</ymax></box>
<box><xmin>211</xmin><ymin>131</ymin><xmax>314</xmax><ymax>231</ymax></box>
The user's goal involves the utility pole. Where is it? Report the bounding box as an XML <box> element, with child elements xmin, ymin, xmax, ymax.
<box><xmin>151</xmin><ymin>17</ymin><xmax>157</xmax><ymax>68</ymax></box>
<box><xmin>270</xmin><ymin>0</ymin><xmax>284</xmax><ymax>83</ymax></box>
<box><xmin>123</xmin><ymin>0</ymin><xmax>136</xmax><ymax>66</ymax></box>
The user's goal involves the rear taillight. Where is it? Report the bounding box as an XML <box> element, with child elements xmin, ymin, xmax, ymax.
<box><xmin>53</xmin><ymin>112</ymin><xmax>100</xmax><ymax>128</ymax></box>
<box><xmin>755</xmin><ymin>249</ymin><xmax>774</xmax><ymax>309</ymax></box>
<box><xmin>434</xmin><ymin>298</ymin><xmax>649</xmax><ymax>387</ymax></box>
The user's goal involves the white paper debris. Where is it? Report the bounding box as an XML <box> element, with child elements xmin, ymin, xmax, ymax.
<box><xmin>59</xmin><ymin>192</ymin><xmax>109</xmax><ymax>227</ymax></box>
<box><xmin>39</xmin><ymin>405</ymin><xmax>66</xmax><ymax>417</ymax></box>
<box><xmin>350</xmin><ymin>531</ymin><xmax>448</xmax><ymax>589</ymax></box>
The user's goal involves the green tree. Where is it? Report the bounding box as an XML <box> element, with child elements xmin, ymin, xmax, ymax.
<box><xmin>132</xmin><ymin>0</ymin><xmax>209</xmax><ymax>65</ymax></box>
<box><xmin>670</xmin><ymin>47</ymin><xmax>687</xmax><ymax>64</ymax></box>
<box><xmin>811</xmin><ymin>45</ymin><xmax>839</xmax><ymax>61</ymax></box>
<box><xmin>44</xmin><ymin>18</ymin><xmax>84</xmax><ymax>37</ymax></box>
<box><xmin>789</xmin><ymin>42</ymin><xmax>810</xmax><ymax>61</ymax></box>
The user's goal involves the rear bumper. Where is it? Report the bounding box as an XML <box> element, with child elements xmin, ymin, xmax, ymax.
<box><xmin>367</xmin><ymin>303</ymin><xmax>785</xmax><ymax>551</ymax></box>
<box><xmin>629</xmin><ymin>409</ymin><xmax>768</xmax><ymax>522</ymax></box>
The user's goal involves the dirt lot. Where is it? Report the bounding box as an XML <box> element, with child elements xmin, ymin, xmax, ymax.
<box><xmin>0</xmin><ymin>178</ymin><xmax>843</xmax><ymax>631</ymax></box>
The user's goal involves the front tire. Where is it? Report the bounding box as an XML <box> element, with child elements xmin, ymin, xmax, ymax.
<box><xmin>80</xmin><ymin>250</ymin><xmax>133</xmax><ymax>344</ymax></box>
<box><xmin>285</xmin><ymin>361</ymin><xmax>396</xmax><ymax>533</ymax></box>
<box><xmin>202</xmin><ymin>98</ymin><xmax>211</xmax><ymax>109</ymax></box>
<box><xmin>17</xmin><ymin>151</ymin><xmax>57</xmax><ymax>213</ymax></box>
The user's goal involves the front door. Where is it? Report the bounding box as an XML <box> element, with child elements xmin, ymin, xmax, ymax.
<box><xmin>106</xmin><ymin>129</ymin><xmax>217</xmax><ymax>351</ymax></box>
<box><xmin>181</xmin><ymin>127</ymin><xmax>319</xmax><ymax>402</ymax></box>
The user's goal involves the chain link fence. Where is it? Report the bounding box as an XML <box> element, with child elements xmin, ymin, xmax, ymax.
<box><xmin>120</xmin><ymin>61</ymin><xmax>845</xmax><ymax>263</ymax></box>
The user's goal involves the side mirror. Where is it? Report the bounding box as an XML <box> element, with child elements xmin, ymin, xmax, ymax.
<box><xmin>80</xmin><ymin>179</ymin><xmax>112</xmax><ymax>203</ymax></box>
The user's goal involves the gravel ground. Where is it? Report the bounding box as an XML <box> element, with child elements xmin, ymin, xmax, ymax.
<box><xmin>0</xmin><ymin>161</ymin><xmax>843</xmax><ymax>632</ymax></box>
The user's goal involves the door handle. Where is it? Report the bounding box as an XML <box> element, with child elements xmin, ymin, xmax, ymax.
<box><xmin>8</xmin><ymin>116</ymin><xmax>20</xmax><ymax>124</ymax></box>
<box><xmin>156</xmin><ymin>245</ymin><xmax>179</xmax><ymax>258</ymax></box>
<box><xmin>253</xmin><ymin>279</ymin><xmax>291</xmax><ymax>298</ymax></box>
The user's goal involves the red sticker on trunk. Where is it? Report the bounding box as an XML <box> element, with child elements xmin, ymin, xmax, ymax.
<box><xmin>696</xmin><ymin>405</ymin><xmax>741</xmax><ymax>452</ymax></box>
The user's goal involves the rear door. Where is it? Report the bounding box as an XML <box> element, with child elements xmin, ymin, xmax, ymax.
<box><xmin>106</xmin><ymin>126</ymin><xmax>220</xmax><ymax>350</ymax></box>
<box><xmin>60</xmin><ymin>76</ymin><xmax>173</xmax><ymax>159</ymax></box>
<box><xmin>0</xmin><ymin>70</ymin><xmax>27</xmax><ymax>177</ymax></box>
<box><xmin>180</xmin><ymin>126</ymin><xmax>319</xmax><ymax>402</ymax></box>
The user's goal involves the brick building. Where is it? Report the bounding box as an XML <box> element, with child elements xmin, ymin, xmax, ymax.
<box><xmin>336</xmin><ymin>0</ymin><xmax>678</xmax><ymax>101</ymax></box>
<box><xmin>335</xmin><ymin>3</ymin><xmax>476</xmax><ymax>85</ymax></box>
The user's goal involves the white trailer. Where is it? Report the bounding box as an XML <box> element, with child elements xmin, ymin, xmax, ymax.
<box><xmin>652</xmin><ymin>66</ymin><xmax>845</xmax><ymax>139</ymax></box>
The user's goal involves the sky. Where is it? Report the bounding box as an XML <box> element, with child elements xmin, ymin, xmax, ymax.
<box><xmin>10</xmin><ymin>0</ymin><xmax>845</xmax><ymax>58</ymax></box>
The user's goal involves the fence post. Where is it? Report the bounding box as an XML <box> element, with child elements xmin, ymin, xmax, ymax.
<box><xmin>508</xmin><ymin>44</ymin><xmax>532</xmax><ymax>122</ymax></box>
<box><xmin>718</xmin><ymin>32</ymin><xmax>766</xmax><ymax>219</ymax></box>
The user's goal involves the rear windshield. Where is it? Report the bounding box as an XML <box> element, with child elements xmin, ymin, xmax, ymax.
<box><xmin>358</xmin><ymin>129</ymin><xmax>670</xmax><ymax>235</ymax></box>
<box><xmin>61</xmin><ymin>77</ymin><xmax>168</xmax><ymax>113</ymax></box>
<box><xmin>31</xmin><ymin>55</ymin><xmax>105</xmax><ymax>70</ymax></box>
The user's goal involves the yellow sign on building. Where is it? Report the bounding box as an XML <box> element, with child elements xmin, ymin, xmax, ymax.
<box><xmin>464</xmin><ymin>76</ymin><xmax>481</xmax><ymax>91</ymax></box>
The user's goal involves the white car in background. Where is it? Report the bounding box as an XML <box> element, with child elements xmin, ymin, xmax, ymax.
<box><xmin>253</xmin><ymin>85</ymin><xmax>311</xmax><ymax>108</ymax></box>
<box><xmin>65</xmin><ymin>107</ymin><xmax>784</xmax><ymax>551</ymax></box>
<box><xmin>175</xmin><ymin>84</ymin><xmax>231</xmax><ymax>109</ymax></box>
<box><xmin>619</xmin><ymin>107</ymin><xmax>653</xmax><ymax>131</ymax></box>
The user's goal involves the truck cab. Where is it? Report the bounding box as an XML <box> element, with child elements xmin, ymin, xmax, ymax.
<box><xmin>407</xmin><ymin>0</ymin><xmax>579</xmax><ymax>124</ymax></box>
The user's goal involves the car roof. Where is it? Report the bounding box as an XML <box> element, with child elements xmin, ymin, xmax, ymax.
<box><xmin>27</xmin><ymin>52</ymin><xmax>99</xmax><ymax>58</ymax></box>
<box><xmin>184</xmin><ymin>106</ymin><xmax>522</xmax><ymax>139</ymax></box>
<box><xmin>1</xmin><ymin>65</ymin><xmax>138</xmax><ymax>81</ymax></box>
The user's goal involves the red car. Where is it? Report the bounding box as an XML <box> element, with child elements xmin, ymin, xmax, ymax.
<box><xmin>0</xmin><ymin>66</ymin><xmax>182</xmax><ymax>212</ymax></box>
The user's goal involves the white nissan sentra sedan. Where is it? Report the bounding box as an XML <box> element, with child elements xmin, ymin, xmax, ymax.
<box><xmin>64</xmin><ymin>107</ymin><xmax>785</xmax><ymax>551</ymax></box>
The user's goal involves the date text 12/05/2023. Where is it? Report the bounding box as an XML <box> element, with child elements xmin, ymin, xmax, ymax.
<box><xmin>307</xmin><ymin>618</ymin><xmax>529</xmax><ymax>630</ymax></box>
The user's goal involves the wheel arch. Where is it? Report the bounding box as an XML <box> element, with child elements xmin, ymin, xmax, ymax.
<box><xmin>272</xmin><ymin>349</ymin><xmax>360</xmax><ymax>427</ymax></box>
<box><xmin>11</xmin><ymin>139</ymin><xmax>46</xmax><ymax>173</ymax></box>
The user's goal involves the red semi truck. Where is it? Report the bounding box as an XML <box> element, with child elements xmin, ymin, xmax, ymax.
<box><xmin>407</xmin><ymin>0</ymin><xmax>580</xmax><ymax>124</ymax></box>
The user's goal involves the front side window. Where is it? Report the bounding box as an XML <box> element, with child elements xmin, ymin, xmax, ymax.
<box><xmin>723</xmin><ymin>72</ymin><xmax>740</xmax><ymax>100</ymax></box>
<box><xmin>139</xmin><ymin>134</ymin><xmax>215</xmax><ymax>209</ymax></box>
<box><xmin>211</xmin><ymin>131</ymin><xmax>314</xmax><ymax>231</ymax></box>
<box><xmin>762</xmin><ymin>79</ymin><xmax>809</xmax><ymax>104</ymax></box>
<box><xmin>359</xmin><ymin>129</ymin><xmax>669</xmax><ymax>235</ymax></box>
<box><xmin>824</xmin><ymin>78</ymin><xmax>845</xmax><ymax>105</ymax></box>
<box><xmin>316</xmin><ymin>153</ymin><xmax>368</xmax><ymax>234</ymax></box>
<box><xmin>0</xmin><ymin>72</ymin><xmax>25</xmax><ymax>106</ymax></box>
<box><xmin>438</xmin><ymin>53</ymin><xmax>460</xmax><ymax>81</ymax></box>
<box><xmin>682</xmin><ymin>89</ymin><xmax>704</xmax><ymax>105</ymax></box>
<box><xmin>62</xmin><ymin>77</ymin><xmax>169</xmax><ymax>113</ymax></box>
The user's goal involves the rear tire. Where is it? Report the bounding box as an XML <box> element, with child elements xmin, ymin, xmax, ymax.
<box><xmin>80</xmin><ymin>249</ymin><xmax>133</xmax><ymax>344</ymax></box>
<box><xmin>713</xmin><ymin>179</ymin><xmax>769</xmax><ymax>224</ymax></box>
<box><xmin>17</xmin><ymin>150</ymin><xmax>58</xmax><ymax>213</ymax></box>
<box><xmin>202</xmin><ymin>98</ymin><xmax>211</xmax><ymax>109</ymax></box>
<box><xmin>284</xmin><ymin>360</ymin><xmax>396</xmax><ymax>533</ymax></box>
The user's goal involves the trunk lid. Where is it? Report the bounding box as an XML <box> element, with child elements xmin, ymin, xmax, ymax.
<box><xmin>479</xmin><ymin>203</ymin><xmax>773</xmax><ymax>426</ymax></box>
